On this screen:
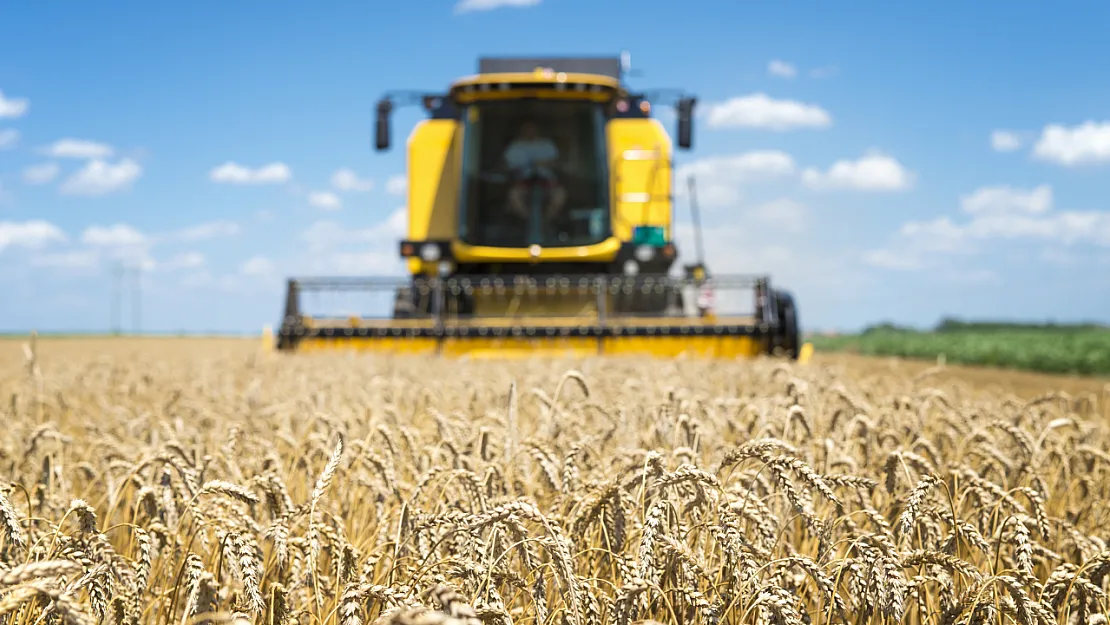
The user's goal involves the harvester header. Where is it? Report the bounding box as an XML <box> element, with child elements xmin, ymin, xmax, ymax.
<box><xmin>277</xmin><ymin>54</ymin><xmax>804</xmax><ymax>360</ymax></box>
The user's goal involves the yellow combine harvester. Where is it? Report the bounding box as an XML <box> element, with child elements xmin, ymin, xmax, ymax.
<box><xmin>276</xmin><ymin>56</ymin><xmax>804</xmax><ymax>360</ymax></box>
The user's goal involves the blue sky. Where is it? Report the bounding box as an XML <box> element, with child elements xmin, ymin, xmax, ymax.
<box><xmin>2</xmin><ymin>0</ymin><xmax>1110</xmax><ymax>334</ymax></box>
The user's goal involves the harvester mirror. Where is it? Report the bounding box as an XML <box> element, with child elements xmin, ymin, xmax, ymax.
<box><xmin>676</xmin><ymin>97</ymin><xmax>696</xmax><ymax>149</ymax></box>
<box><xmin>374</xmin><ymin>98</ymin><xmax>392</xmax><ymax>151</ymax></box>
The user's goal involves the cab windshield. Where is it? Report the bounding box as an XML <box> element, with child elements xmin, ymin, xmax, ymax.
<box><xmin>458</xmin><ymin>99</ymin><xmax>610</xmax><ymax>248</ymax></box>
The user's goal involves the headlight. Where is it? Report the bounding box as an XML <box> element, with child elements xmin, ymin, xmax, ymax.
<box><xmin>420</xmin><ymin>244</ymin><xmax>441</xmax><ymax>262</ymax></box>
<box><xmin>634</xmin><ymin>245</ymin><xmax>655</xmax><ymax>263</ymax></box>
<box><xmin>623</xmin><ymin>259</ymin><xmax>639</xmax><ymax>276</ymax></box>
<box><xmin>437</xmin><ymin>260</ymin><xmax>453</xmax><ymax>275</ymax></box>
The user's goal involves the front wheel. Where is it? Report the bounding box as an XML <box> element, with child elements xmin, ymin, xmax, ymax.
<box><xmin>774</xmin><ymin>290</ymin><xmax>800</xmax><ymax>359</ymax></box>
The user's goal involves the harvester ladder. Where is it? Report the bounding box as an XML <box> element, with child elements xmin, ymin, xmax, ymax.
<box><xmin>613</xmin><ymin>146</ymin><xmax>672</xmax><ymax>238</ymax></box>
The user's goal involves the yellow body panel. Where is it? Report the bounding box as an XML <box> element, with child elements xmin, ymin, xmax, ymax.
<box><xmin>607</xmin><ymin>118</ymin><xmax>673</xmax><ymax>242</ymax></box>
<box><xmin>406</xmin><ymin>119</ymin><xmax>463</xmax><ymax>274</ymax></box>
<box><xmin>401</xmin><ymin>79</ymin><xmax>681</xmax><ymax>273</ymax></box>
<box><xmin>451</xmin><ymin>236</ymin><xmax>622</xmax><ymax>263</ymax></box>
<box><xmin>402</xmin><ymin>115</ymin><xmax>674</xmax><ymax>271</ymax></box>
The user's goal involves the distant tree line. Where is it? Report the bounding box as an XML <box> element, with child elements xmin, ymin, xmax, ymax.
<box><xmin>859</xmin><ymin>317</ymin><xmax>1109</xmax><ymax>335</ymax></box>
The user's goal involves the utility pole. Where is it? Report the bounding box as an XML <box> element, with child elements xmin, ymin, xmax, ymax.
<box><xmin>131</xmin><ymin>264</ymin><xmax>141</xmax><ymax>335</ymax></box>
<box><xmin>111</xmin><ymin>261</ymin><xmax>124</xmax><ymax>335</ymax></box>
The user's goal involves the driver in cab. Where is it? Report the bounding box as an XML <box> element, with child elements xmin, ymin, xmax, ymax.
<box><xmin>502</xmin><ymin>120</ymin><xmax>567</xmax><ymax>223</ymax></box>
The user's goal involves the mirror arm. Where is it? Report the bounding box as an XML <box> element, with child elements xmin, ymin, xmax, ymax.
<box><xmin>374</xmin><ymin>90</ymin><xmax>452</xmax><ymax>152</ymax></box>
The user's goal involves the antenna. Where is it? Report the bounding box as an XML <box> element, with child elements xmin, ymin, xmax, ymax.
<box><xmin>619</xmin><ymin>50</ymin><xmax>643</xmax><ymax>80</ymax></box>
<box><xmin>687</xmin><ymin>175</ymin><xmax>706</xmax><ymax>267</ymax></box>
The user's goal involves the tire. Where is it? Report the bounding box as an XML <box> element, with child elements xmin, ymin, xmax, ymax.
<box><xmin>775</xmin><ymin>290</ymin><xmax>800</xmax><ymax>360</ymax></box>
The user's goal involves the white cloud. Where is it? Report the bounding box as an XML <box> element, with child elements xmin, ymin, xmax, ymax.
<box><xmin>385</xmin><ymin>206</ymin><xmax>406</xmax><ymax>236</ymax></box>
<box><xmin>1039</xmin><ymin>248</ymin><xmax>1080</xmax><ymax>267</ymax></box>
<box><xmin>175</xmin><ymin>220</ymin><xmax>241</xmax><ymax>241</ymax></box>
<box><xmin>990</xmin><ymin>130</ymin><xmax>1022</xmax><ymax>152</ymax></box>
<box><xmin>22</xmin><ymin>162</ymin><xmax>59</xmax><ymax>185</ymax></box>
<box><xmin>946</xmin><ymin>268</ymin><xmax>1000</xmax><ymax>285</ymax></box>
<box><xmin>748</xmin><ymin>198</ymin><xmax>808</xmax><ymax>233</ymax></box>
<box><xmin>300</xmin><ymin>208</ymin><xmax>408</xmax><ymax>277</ymax></box>
<box><xmin>79</xmin><ymin>224</ymin><xmax>153</xmax><ymax>269</ymax></box>
<box><xmin>386</xmin><ymin>174</ymin><xmax>407</xmax><ymax>196</ymax></box>
<box><xmin>59</xmin><ymin>158</ymin><xmax>142</xmax><ymax>196</ymax></box>
<box><xmin>669</xmin><ymin>219</ymin><xmax>868</xmax><ymax>317</ymax></box>
<box><xmin>240</xmin><ymin>256</ymin><xmax>273</xmax><ymax>276</ymax></box>
<box><xmin>1032</xmin><ymin>121</ymin><xmax>1110</xmax><ymax>166</ymax></box>
<box><xmin>767</xmin><ymin>60</ymin><xmax>797</xmax><ymax>79</ymax></box>
<box><xmin>0</xmin><ymin>90</ymin><xmax>29</xmax><ymax>118</ymax></box>
<box><xmin>454</xmin><ymin>0</ymin><xmax>540</xmax><ymax>13</ymax></box>
<box><xmin>81</xmin><ymin>224</ymin><xmax>146</xmax><ymax>247</ymax></box>
<box><xmin>42</xmin><ymin>139</ymin><xmax>113</xmax><ymax>159</ymax></box>
<box><xmin>209</xmin><ymin>162</ymin><xmax>291</xmax><ymax>184</ymax></box>
<box><xmin>0</xmin><ymin>220</ymin><xmax>67</xmax><ymax>252</ymax></box>
<box><xmin>308</xmin><ymin>191</ymin><xmax>342</xmax><ymax>210</ymax></box>
<box><xmin>802</xmin><ymin>151</ymin><xmax>914</xmax><ymax>191</ymax></box>
<box><xmin>303</xmin><ymin>221</ymin><xmax>355</xmax><ymax>249</ymax></box>
<box><xmin>705</xmin><ymin>93</ymin><xmax>832</xmax><ymax>131</ymax></box>
<box><xmin>862</xmin><ymin>216</ymin><xmax>974</xmax><ymax>271</ymax></box>
<box><xmin>0</xmin><ymin>128</ymin><xmax>18</xmax><ymax>149</ymax></box>
<box><xmin>163</xmin><ymin>252</ymin><xmax>205</xmax><ymax>270</ymax></box>
<box><xmin>303</xmin><ymin>207</ymin><xmax>407</xmax><ymax>250</ymax></box>
<box><xmin>23</xmin><ymin>219</ymin><xmax>241</xmax><ymax>277</ymax></box>
<box><xmin>30</xmin><ymin>250</ymin><xmax>101</xmax><ymax>270</ymax></box>
<box><xmin>865</xmin><ymin>184</ymin><xmax>1110</xmax><ymax>271</ymax></box>
<box><xmin>961</xmin><ymin>211</ymin><xmax>1110</xmax><ymax>244</ymax></box>
<box><xmin>959</xmin><ymin>184</ymin><xmax>1052</xmax><ymax>216</ymax></box>
<box><xmin>178</xmin><ymin>269</ymin><xmax>241</xmax><ymax>292</ymax></box>
<box><xmin>862</xmin><ymin>248</ymin><xmax>926</xmax><ymax>271</ymax></box>
<box><xmin>674</xmin><ymin>150</ymin><xmax>796</xmax><ymax>207</ymax></box>
<box><xmin>330</xmin><ymin>168</ymin><xmax>374</xmax><ymax>192</ymax></box>
<box><xmin>319</xmin><ymin>251</ymin><xmax>402</xmax><ymax>275</ymax></box>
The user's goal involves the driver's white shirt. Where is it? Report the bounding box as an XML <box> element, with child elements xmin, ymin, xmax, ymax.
<box><xmin>504</xmin><ymin>138</ymin><xmax>558</xmax><ymax>179</ymax></box>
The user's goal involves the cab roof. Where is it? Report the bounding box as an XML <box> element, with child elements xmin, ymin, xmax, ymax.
<box><xmin>448</xmin><ymin>56</ymin><xmax>625</xmax><ymax>98</ymax></box>
<box><xmin>477</xmin><ymin>56</ymin><xmax>622</xmax><ymax>78</ymax></box>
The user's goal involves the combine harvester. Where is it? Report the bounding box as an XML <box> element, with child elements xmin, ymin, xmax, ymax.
<box><xmin>276</xmin><ymin>55</ymin><xmax>809</xmax><ymax>361</ymax></box>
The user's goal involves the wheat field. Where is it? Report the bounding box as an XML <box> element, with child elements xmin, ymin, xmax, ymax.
<box><xmin>1</xmin><ymin>337</ymin><xmax>1110</xmax><ymax>625</ymax></box>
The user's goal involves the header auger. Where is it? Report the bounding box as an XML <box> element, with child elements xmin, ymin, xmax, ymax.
<box><xmin>276</xmin><ymin>55</ymin><xmax>808</xmax><ymax>360</ymax></box>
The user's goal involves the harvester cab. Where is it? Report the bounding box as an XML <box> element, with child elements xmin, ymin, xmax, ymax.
<box><xmin>277</xmin><ymin>55</ymin><xmax>803</xmax><ymax>360</ymax></box>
